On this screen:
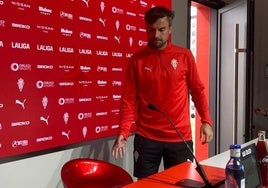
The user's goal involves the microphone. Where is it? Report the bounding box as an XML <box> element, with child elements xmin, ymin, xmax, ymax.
<box><xmin>147</xmin><ymin>103</ymin><xmax>212</xmax><ymax>188</ymax></box>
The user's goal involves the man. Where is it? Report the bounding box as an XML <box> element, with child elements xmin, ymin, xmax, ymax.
<box><xmin>112</xmin><ymin>6</ymin><xmax>213</xmax><ymax>179</ymax></box>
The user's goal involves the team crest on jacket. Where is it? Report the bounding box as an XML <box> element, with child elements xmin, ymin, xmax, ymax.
<box><xmin>171</xmin><ymin>58</ymin><xmax>178</xmax><ymax>70</ymax></box>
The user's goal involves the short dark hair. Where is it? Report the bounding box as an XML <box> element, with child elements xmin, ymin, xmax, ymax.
<box><xmin>144</xmin><ymin>6</ymin><xmax>175</xmax><ymax>26</ymax></box>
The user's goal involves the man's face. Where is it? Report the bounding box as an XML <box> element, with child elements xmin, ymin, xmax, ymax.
<box><xmin>146</xmin><ymin>16</ymin><xmax>171</xmax><ymax>50</ymax></box>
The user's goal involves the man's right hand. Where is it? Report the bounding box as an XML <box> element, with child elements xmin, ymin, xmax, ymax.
<box><xmin>112</xmin><ymin>135</ymin><xmax>127</xmax><ymax>159</ymax></box>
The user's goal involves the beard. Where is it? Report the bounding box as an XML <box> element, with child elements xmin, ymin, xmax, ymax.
<box><xmin>148</xmin><ymin>38</ymin><xmax>167</xmax><ymax>50</ymax></box>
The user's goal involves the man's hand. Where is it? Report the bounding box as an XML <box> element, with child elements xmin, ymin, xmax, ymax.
<box><xmin>112</xmin><ymin>135</ymin><xmax>127</xmax><ymax>159</ymax></box>
<box><xmin>200</xmin><ymin>123</ymin><xmax>213</xmax><ymax>144</ymax></box>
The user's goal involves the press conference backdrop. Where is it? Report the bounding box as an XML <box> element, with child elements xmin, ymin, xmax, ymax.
<box><xmin>0</xmin><ymin>0</ymin><xmax>170</xmax><ymax>159</ymax></box>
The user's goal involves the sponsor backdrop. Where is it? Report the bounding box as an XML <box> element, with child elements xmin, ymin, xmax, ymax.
<box><xmin>0</xmin><ymin>0</ymin><xmax>170</xmax><ymax>159</ymax></box>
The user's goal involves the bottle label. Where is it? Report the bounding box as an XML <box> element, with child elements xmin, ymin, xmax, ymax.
<box><xmin>225</xmin><ymin>177</ymin><xmax>245</xmax><ymax>188</ymax></box>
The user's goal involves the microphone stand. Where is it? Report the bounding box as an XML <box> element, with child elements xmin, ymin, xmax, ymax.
<box><xmin>148</xmin><ymin>103</ymin><xmax>212</xmax><ymax>188</ymax></box>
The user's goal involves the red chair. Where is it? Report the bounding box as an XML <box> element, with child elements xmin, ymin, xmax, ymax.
<box><xmin>61</xmin><ymin>158</ymin><xmax>133</xmax><ymax>188</ymax></box>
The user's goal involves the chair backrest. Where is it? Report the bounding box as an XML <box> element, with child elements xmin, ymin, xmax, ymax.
<box><xmin>61</xmin><ymin>158</ymin><xmax>133</xmax><ymax>188</ymax></box>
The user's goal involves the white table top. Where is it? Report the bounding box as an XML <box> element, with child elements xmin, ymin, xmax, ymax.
<box><xmin>200</xmin><ymin>139</ymin><xmax>257</xmax><ymax>169</ymax></box>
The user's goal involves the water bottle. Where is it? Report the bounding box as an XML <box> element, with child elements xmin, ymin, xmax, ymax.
<box><xmin>225</xmin><ymin>144</ymin><xmax>245</xmax><ymax>188</ymax></box>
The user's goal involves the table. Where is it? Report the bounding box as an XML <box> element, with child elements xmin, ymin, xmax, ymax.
<box><xmin>123</xmin><ymin>139</ymin><xmax>258</xmax><ymax>188</ymax></box>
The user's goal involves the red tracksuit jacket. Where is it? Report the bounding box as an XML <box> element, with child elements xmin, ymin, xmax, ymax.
<box><xmin>119</xmin><ymin>43</ymin><xmax>213</xmax><ymax>142</ymax></box>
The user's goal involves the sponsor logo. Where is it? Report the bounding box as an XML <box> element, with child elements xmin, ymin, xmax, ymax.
<box><xmin>79</xmin><ymin>48</ymin><xmax>92</xmax><ymax>55</ymax></box>
<box><xmin>80</xmin><ymin>65</ymin><xmax>91</xmax><ymax>72</ymax></box>
<box><xmin>100</xmin><ymin>1</ymin><xmax>105</xmax><ymax>12</ymax></box>
<box><xmin>113</xmin><ymin>95</ymin><xmax>121</xmax><ymax>101</ymax></box>
<box><xmin>40</xmin><ymin>116</ymin><xmax>49</xmax><ymax>125</ymax></box>
<box><xmin>36</xmin><ymin>136</ymin><xmax>53</xmax><ymax>142</ymax></box>
<box><xmin>114</xmin><ymin>36</ymin><xmax>120</xmax><ymax>44</ymax></box>
<box><xmin>139</xmin><ymin>28</ymin><xmax>146</xmax><ymax>32</ymax></box>
<box><xmin>80</xmin><ymin>32</ymin><xmax>91</xmax><ymax>39</ymax></box>
<box><xmin>37</xmin><ymin>44</ymin><xmax>53</xmax><ymax>52</ymax></box>
<box><xmin>82</xmin><ymin>0</ymin><xmax>89</xmax><ymax>7</ymax></box>
<box><xmin>11</xmin><ymin>23</ymin><xmax>30</xmax><ymax>30</ymax></box>
<box><xmin>111</xmin><ymin>67</ymin><xmax>123</xmax><ymax>72</ymax></box>
<box><xmin>96</xmin><ymin>50</ymin><xmax>108</xmax><ymax>56</ymax></box>
<box><xmin>79</xmin><ymin>16</ymin><xmax>92</xmax><ymax>22</ymax></box>
<box><xmin>126</xmin><ymin>53</ymin><xmax>133</xmax><ymax>58</ymax></box>
<box><xmin>59</xmin><ymin>65</ymin><xmax>75</xmax><ymax>71</ymax></box>
<box><xmin>39</xmin><ymin>6</ymin><xmax>52</xmax><ymax>16</ymax></box>
<box><xmin>96</xmin><ymin>95</ymin><xmax>108</xmax><ymax>101</ymax></box>
<box><xmin>140</xmin><ymin>0</ymin><xmax>148</xmax><ymax>7</ymax></box>
<box><xmin>60</xmin><ymin>11</ymin><xmax>73</xmax><ymax>20</ymax></box>
<box><xmin>11</xmin><ymin>1</ymin><xmax>30</xmax><ymax>10</ymax></box>
<box><xmin>62</xmin><ymin>131</ymin><xmax>70</xmax><ymax>139</ymax></box>
<box><xmin>96</xmin><ymin>35</ymin><xmax>108</xmax><ymax>41</ymax></box>
<box><xmin>112</xmin><ymin>80</ymin><xmax>122</xmax><ymax>86</ymax></box>
<box><xmin>112</xmin><ymin>6</ymin><xmax>123</xmax><ymax>14</ymax></box>
<box><xmin>97</xmin><ymin>80</ymin><xmax>107</xmax><ymax>86</ymax></box>
<box><xmin>0</xmin><ymin>104</ymin><xmax>3</xmax><ymax>108</ymax></box>
<box><xmin>139</xmin><ymin>13</ymin><xmax>145</xmax><ymax>18</ymax></box>
<box><xmin>112</xmin><ymin>51</ymin><xmax>122</xmax><ymax>57</ymax></box>
<box><xmin>111</xmin><ymin>109</ymin><xmax>120</xmax><ymax>114</ymax></box>
<box><xmin>0</xmin><ymin>40</ymin><xmax>3</xmax><ymax>47</ymax></box>
<box><xmin>11</xmin><ymin>120</ymin><xmax>30</xmax><ymax>127</ymax></box>
<box><xmin>126</xmin><ymin>24</ymin><xmax>136</xmax><ymax>31</ymax></box>
<box><xmin>138</xmin><ymin>40</ymin><xmax>147</xmax><ymax>46</ymax></box>
<box><xmin>11</xmin><ymin>62</ymin><xmax>31</xmax><ymax>71</ymax></box>
<box><xmin>11</xmin><ymin>42</ymin><xmax>30</xmax><ymax>50</ymax></box>
<box><xmin>78</xmin><ymin>80</ymin><xmax>92</xmax><ymax>86</ymax></box>
<box><xmin>98</xmin><ymin>18</ymin><xmax>106</xmax><ymax>27</ymax></box>
<box><xmin>97</xmin><ymin>66</ymin><xmax>107</xmax><ymax>72</ymax></box>
<box><xmin>42</xmin><ymin>96</ymin><xmax>48</xmax><ymax>109</ymax></box>
<box><xmin>96</xmin><ymin>111</ymin><xmax>108</xmax><ymax>116</ymax></box>
<box><xmin>126</xmin><ymin>11</ymin><xmax>136</xmax><ymax>16</ymax></box>
<box><xmin>78</xmin><ymin>112</ymin><xmax>92</xmax><ymax>120</ymax></box>
<box><xmin>82</xmin><ymin>126</ymin><xmax>88</xmax><ymax>138</ymax></box>
<box><xmin>115</xmin><ymin>20</ymin><xmax>120</xmax><ymax>30</ymax></box>
<box><xmin>78</xmin><ymin>98</ymin><xmax>92</xmax><ymax>103</ymax></box>
<box><xmin>36</xmin><ymin>25</ymin><xmax>54</xmax><ymax>33</ymax></box>
<box><xmin>0</xmin><ymin>1</ymin><xmax>3</xmax><ymax>5</ymax></box>
<box><xmin>36</xmin><ymin>80</ymin><xmax>54</xmax><ymax>88</ymax></box>
<box><xmin>12</xmin><ymin>140</ymin><xmax>28</xmax><ymax>148</ymax></box>
<box><xmin>58</xmin><ymin>98</ymin><xmax>75</xmax><ymax>105</ymax></box>
<box><xmin>63</xmin><ymin>112</ymin><xmax>69</xmax><ymax>124</ymax></box>
<box><xmin>17</xmin><ymin>78</ymin><xmax>25</xmax><ymax>92</ymax></box>
<box><xmin>0</xmin><ymin>20</ymin><xmax>5</xmax><ymax>27</ymax></box>
<box><xmin>111</xmin><ymin>124</ymin><xmax>119</xmax><ymax>129</ymax></box>
<box><xmin>37</xmin><ymin>64</ymin><xmax>54</xmax><ymax>70</ymax></box>
<box><xmin>15</xmin><ymin>99</ymin><xmax>26</xmax><ymax>109</ymax></box>
<box><xmin>59</xmin><ymin>82</ymin><xmax>74</xmax><ymax>87</ymax></box>
<box><xmin>61</xmin><ymin>28</ymin><xmax>73</xmax><ymax>37</ymax></box>
<box><xmin>95</xmin><ymin>125</ymin><xmax>108</xmax><ymax>134</ymax></box>
<box><xmin>59</xmin><ymin>46</ymin><xmax>74</xmax><ymax>53</ymax></box>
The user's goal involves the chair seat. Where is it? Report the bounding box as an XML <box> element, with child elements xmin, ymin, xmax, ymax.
<box><xmin>61</xmin><ymin>158</ymin><xmax>133</xmax><ymax>188</ymax></box>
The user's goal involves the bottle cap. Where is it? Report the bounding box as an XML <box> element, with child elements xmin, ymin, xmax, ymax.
<box><xmin>230</xmin><ymin>144</ymin><xmax>241</xmax><ymax>158</ymax></box>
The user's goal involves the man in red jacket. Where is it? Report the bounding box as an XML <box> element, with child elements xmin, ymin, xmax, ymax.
<box><xmin>112</xmin><ymin>6</ymin><xmax>213</xmax><ymax>179</ymax></box>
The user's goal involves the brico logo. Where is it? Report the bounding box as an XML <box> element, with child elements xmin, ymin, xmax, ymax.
<box><xmin>11</xmin><ymin>121</ymin><xmax>30</xmax><ymax>127</ymax></box>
